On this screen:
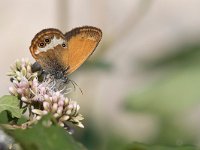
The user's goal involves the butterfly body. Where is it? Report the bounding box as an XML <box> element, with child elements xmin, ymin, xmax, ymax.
<box><xmin>30</xmin><ymin>26</ymin><xmax>102</xmax><ymax>80</ymax></box>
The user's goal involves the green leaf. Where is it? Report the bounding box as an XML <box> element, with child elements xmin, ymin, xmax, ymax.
<box><xmin>0</xmin><ymin>111</ymin><xmax>9</xmax><ymax>124</ymax></box>
<box><xmin>4</xmin><ymin>115</ymin><xmax>87</xmax><ymax>150</ymax></box>
<box><xmin>126</xmin><ymin>142</ymin><xmax>197</xmax><ymax>150</ymax></box>
<box><xmin>125</xmin><ymin>67</ymin><xmax>200</xmax><ymax>116</ymax></box>
<box><xmin>0</xmin><ymin>95</ymin><xmax>23</xmax><ymax>118</ymax></box>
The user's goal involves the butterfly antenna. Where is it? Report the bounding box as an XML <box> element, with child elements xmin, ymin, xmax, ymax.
<box><xmin>69</xmin><ymin>79</ymin><xmax>83</xmax><ymax>95</ymax></box>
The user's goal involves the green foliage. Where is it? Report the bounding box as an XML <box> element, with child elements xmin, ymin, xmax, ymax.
<box><xmin>125</xmin><ymin>67</ymin><xmax>200</xmax><ymax>116</ymax></box>
<box><xmin>126</xmin><ymin>142</ymin><xmax>197</xmax><ymax>150</ymax></box>
<box><xmin>142</xmin><ymin>43</ymin><xmax>200</xmax><ymax>70</ymax></box>
<box><xmin>3</xmin><ymin>115</ymin><xmax>87</xmax><ymax>150</ymax></box>
<box><xmin>0</xmin><ymin>95</ymin><xmax>23</xmax><ymax>118</ymax></box>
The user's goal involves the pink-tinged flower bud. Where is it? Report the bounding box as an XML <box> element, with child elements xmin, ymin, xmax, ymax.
<box><xmin>13</xmin><ymin>80</ymin><xmax>18</xmax><ymax>87</ymax></box>
<box><xmin>57</xmin><ymin>106</ymin><xmax>63</xmax><ymax>115</ymax></box>
<box><xmin>32</xmin><ymin>78</ymin><xmax>38</xmax><ymax>87</ymax></box>
<box><xmin>17</xmin><ymin>88</ymin><xmax>24</xmax><ymax>95</ymax></box>
<box><xmin>59</xmin><ymin>95</ymin><xmax>65</xmax><ymax>101</ymax></box>
<box><xmin>52</xmin><ymin>103</ymin><xmax>58</xmax><ymax>113</ymax></box>
<box><xmin>40</xmin><ymin>87</ymin><xmax>46</xmax><ymax>94</ymax></box>
<box><xmin>60</xmin><ymin>115</ymin><xmax>70</xmax><ymax>121</ymax></box>
<box><xmin>55</xmin><ymin>91</ymin><xmax>60</xmax><ymax>97</ymax></box>
<box><xmin>67</xmin><ymin>104</ymin><xmax>73</xmax><ymax>110</ymax></box>
<box><xmin>58</xmin><ymin>100</ymin><xmax>64</xmax><ymax>106</ymax></box>
<box><xmin>43</xmin><ymin>102</ymin><xmax>50</xmax><ymax>110</ymax></box>
<box><xmin>52</xmin><ymin>95</ymin><xmax>58</xmax><ymax>103</ymax></box>
<box><xmin>9</xmin><ymin>86</ymin><xmax>17</xmax><ymax>96</ymax></box>
<box><xmin>44</xmin><ymin>94</ymin><xmax>49</xmax><ymax>101</ymax></box>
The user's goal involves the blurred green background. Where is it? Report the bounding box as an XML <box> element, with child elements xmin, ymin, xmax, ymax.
<box><xmin>1</xmin><ymin>0</ymin><xmax>200</xmax><ymax>149</ymax></box>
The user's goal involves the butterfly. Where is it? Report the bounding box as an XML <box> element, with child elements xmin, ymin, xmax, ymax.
<box><xmin>30</xmin><ymin>26</ymin><xmax>102</xmax><ymax>83</ymax></box>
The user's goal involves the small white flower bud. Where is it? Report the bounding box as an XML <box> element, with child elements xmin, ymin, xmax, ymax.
<box><xmin>57</xmin><ymin>106</ymin><xmax>63</xmax><ymax>115</ymax></box>
<box><xmin>52</xmin><ymin>95</ymin><xmax>58</xmax><ymax>103</ymax></box>
<box><xmin>71</xmin><ymin>117</ymin><xmax>79</xmax><ymax>123</ymax></box>
<box><xmin>64</xmin><ymin>98</ymin><xmax>69</xmax><ymax>106</ymax></box>
<box><xmin>58</xmin><ymin>122</ymin><xmax>64</xmax><ymax>127</ymax></box>
<box><xmin>66</xmin><ymin>110</ymin><xmax>72</xmax><ymax>115</ymax></box>
<box><xmin>53</xmin><ymin>113</ymin><xmax>60</xmax><ymax>118</ymax></box>
<box><xmin>42</xmin><ymin>110</ymin><xmax>48</xmax><ymax>115</ymax></box>
<box><xmin>36</xmin><ymin>116</ymin><xmax>42</xmax><ymax>120</ymax></box>
<box><xmin>60</xmin><ymin>115</ymin><xmax>70</xmax><ymax>121</ymax></box>
<box><xmin>76</xmin><ymin>122</ymin><xmax>84</xmax><ymax>128</ymax></box>
<box><xmin>52</xmin><ymin>103</ymin><xmax>58</xmax><ymax>113</ymax></box>
<box><xmin>75</xmin><ymin>114</ymin><xmax>84</xmax><ymax>121</ymax></box>
<box><xmin>32</xmin><ymin>109</ymin><xmax>43</xmax><ymax>115</ymax></box>
<box><xmin>17</xmin><ymin>76</ymin><xmax>22</xmax><ymax>81</ymax></box>
<box><xmin>21</xmin><ymin>97</ymin><xmax>29</xmax><ymax>103</ymax></box>
<box><xmin>27</xmin><ymin>65</ymin><xmax>31</xmax><ymax>73</ymax></box>
<box><xmin>16</xmin><ymin>71</ymin><xmax>21</xmax><ymax>77</ymax></box>
<box><xmin>21</xmin><ymin>67</ymin><xmax>27</xmax><ymax>76</ymax></box>
<box><xmin>43</xmin><ymin>102</ymin><xmax>50</xmax><ymax>110</ymax></box>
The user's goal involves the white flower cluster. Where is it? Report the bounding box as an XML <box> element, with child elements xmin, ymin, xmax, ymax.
<box><xmin>7</xmin><ymin>58</ymin><xmax>84</xmax><ymax>129</ymax></box>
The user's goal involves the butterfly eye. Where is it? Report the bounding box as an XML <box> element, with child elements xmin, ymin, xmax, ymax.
<box><xmin>38</xmin><ymin>42</ymin><xmax>46</xmax><ymax>48</ymax></box>
<box><xmin>44</xmin><ymin>38</ymin><xmax>51</xmax><ymax>44</ymax></box>
<box><xmin>62</xmin><ymin>43</ymin><xmax>66</xmax><ymax>47</ymax></box>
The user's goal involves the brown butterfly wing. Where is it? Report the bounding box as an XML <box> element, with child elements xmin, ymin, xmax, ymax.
<box><xmin>29</xmin><ymin>28</ymin><xmax>67</xmax><ymax>73</ymax></box>
<box><xmin>62</xmin><ymin>26</ymin><xmax>102</xmax><ymax>74</ymax></box>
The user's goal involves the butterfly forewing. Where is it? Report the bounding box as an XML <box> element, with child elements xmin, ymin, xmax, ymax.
<box><xmin>62</xmin><ymin>26</ymin><xmax>102</xmax><ymax>74</ymax></box>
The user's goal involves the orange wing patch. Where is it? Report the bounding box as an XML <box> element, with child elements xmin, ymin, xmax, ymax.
<box><xmin>62</xmin><ymin>26</ymin><xmax>102</xmax><ymax>74</ymax></box>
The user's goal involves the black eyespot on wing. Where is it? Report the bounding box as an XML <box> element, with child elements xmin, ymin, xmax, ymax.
<box><xmin>38</xmin><ymin>42</ymin><xmax>46</xmax><ymax>48</ymax></box>
<box><xmin>62</xmin><ymin>43</ymin><xmax>66</xmax><ymax>47</ymax></box>
<box><xmin>44</xmin><ymin>38</ymin><xmax>51</xmax><ymax>44</ymax></box>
